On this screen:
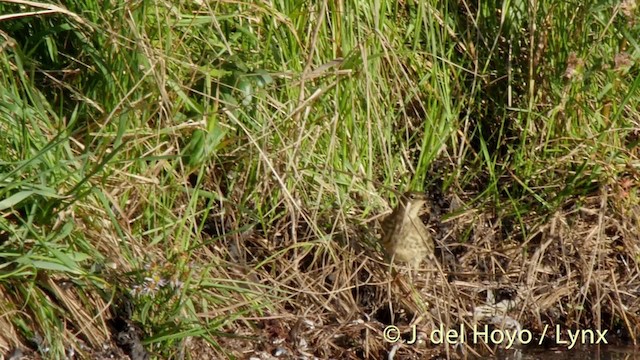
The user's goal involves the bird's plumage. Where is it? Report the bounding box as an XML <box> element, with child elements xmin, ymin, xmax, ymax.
<box><xmin>380</xmin><ymin>191</ymin><xmax>434</xmax><ymax>269</ymax></box>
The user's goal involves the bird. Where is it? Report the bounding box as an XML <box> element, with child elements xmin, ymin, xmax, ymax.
<box><xmin>380</xmin><ymin>191</ymin><xmax>434</xmax><ymax>270</ymax></box>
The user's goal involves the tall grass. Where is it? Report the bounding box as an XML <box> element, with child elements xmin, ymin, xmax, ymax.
<box><xmin>0</xmin><ymin>0</ymin><xmax>638</xmax><ymax>358</ymax></box>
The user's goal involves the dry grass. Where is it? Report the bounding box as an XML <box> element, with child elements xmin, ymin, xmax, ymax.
<box><xmin>1</xmin><ymin>0</ymin><xmax>640</xmax><ymax>359</ymax></box>
<box><xmin>134</xmin><ymin>176</ymin><xmax>640</xmax><ymax>359</ymax></box>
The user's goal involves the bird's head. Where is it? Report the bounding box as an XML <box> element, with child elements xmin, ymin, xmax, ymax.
<box><xmin>399</xmin><ymin>191</ymin><xmax>429</xmax><ymax>218</ymax></box>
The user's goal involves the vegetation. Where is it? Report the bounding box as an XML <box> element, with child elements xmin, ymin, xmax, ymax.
<box><xmin>0</xmin><ymin>0</ymin><xmax>639</xmax><ymax>358</ymax></box>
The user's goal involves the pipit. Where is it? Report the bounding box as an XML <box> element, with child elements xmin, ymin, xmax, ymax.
<box><xmin>380</xmin><ymin>191</ymin><xmax>434</xmax><ymax>270</ymax></box>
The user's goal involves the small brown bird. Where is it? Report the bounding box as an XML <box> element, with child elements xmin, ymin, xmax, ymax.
<box><xmin>380</xmin><ymin>191</ymin><xmax>434</xmax><ymax>270</ymax></box>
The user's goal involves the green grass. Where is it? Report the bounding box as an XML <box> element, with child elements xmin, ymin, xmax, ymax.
<box><xmin>1</xmin><ymin>0</ymin><xmax>639</xmax><ymax>358</ymax></box>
